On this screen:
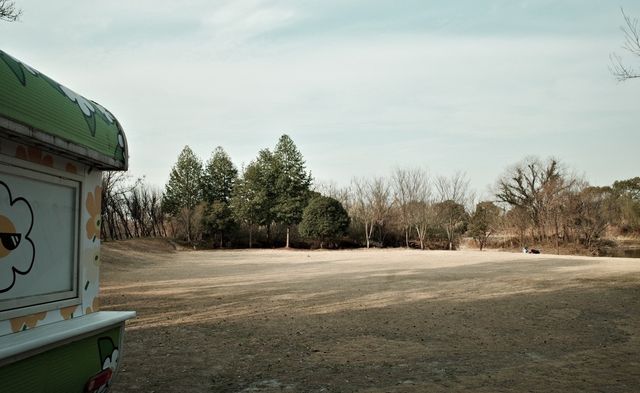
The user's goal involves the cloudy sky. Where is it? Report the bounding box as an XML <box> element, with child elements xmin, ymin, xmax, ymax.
<box><xmin>2</xmin><ymin>1</ymin><xmax>639</xmax><ymax>196</ymax></box>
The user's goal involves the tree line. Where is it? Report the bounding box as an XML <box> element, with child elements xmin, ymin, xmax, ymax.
<box><xmin>100</xmin><ymin>135</ymin><xmax>640</xmax><ymax>255</ymax></box>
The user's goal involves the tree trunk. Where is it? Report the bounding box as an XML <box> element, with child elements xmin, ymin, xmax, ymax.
<box><xmin>405</xmin><ymin>228</ymin><xmax>410</xmax><ymax>249</ymax></box>
<box><xmin>554</xmin><ymin>214</ymin><xmax>560</xmax><ymax>255</ymax></box>
<box><xmin>266</xmin><ymin>224</ymin><xmax>271</xmax><ymax>247</ymax></box>
<box><xmin>415</xmin><ymin>225</ymin><xmax>425</xmax><ymax>250</ymax></box>
<box><xmin>286</xmin><ymin>227</ymin><xmax>290</xmax><ymax>248</ymax></box>
<box><xmin>248</xmin><ymin>224</ymin><xmax>253</xmax><ymax>248</ymax></box>
<box><xmin>365</xmin><ymin>222</ymin><xmax>370</xmax><ymax>248</ymax></box>
<box><xmin>367</xmin><ymin>221</ymin><xmax>375</xmax><ymax>248</ymax></box>
<box><xmin>186</xmin><ymin>209</ymin><xmax>192</xmax><ymax>243</ymax></box>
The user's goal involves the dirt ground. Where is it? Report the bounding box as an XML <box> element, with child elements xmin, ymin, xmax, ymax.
<box><xmin>100</xmin><ymin>239</ymin><xmax>640</xmax><ymax>393</ymax></box>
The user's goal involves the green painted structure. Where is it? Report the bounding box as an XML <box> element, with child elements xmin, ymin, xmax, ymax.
<box><xmin>0</xmin><ymin>50</ymin><xmax>127</xmax><ymax>170</ymax></box>
<box><xmin>0</xmin><ymin>50</ymin><xmax>134</xmax><ymax>392</ymax></box>
<box><xmin>0</xmin><ymin>327</ymin><xmax>119</xmax><ymax>392</ymax></box>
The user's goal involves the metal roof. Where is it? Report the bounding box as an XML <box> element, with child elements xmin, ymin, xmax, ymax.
<box><xmin>0</xmin><ymin>50</ymin><xmax>127</xmax><ymax>170</ymax></box>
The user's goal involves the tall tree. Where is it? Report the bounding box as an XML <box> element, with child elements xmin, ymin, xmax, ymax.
<box><xmin>410</xmin><ymin>200</ymin><xmax>435</xmax><ymax>250</ymax></box>
<box><xmin>272</xmin><ymin>134</ymin><xmax>312</xmax><ymax>248</ymax></box>
<box><xmin>299</xmin><ymin>195</ymin><xmax>350</xmax><ymax>248</ymax></box>
<box><xmin>349</xmin><ymin>178</ymin><xmax>373</xmax><ymax>248</ymax></box>
<box><xmin>0</xmin><ymin>1</ymin><xmax>21</xmax><ymax>22</ymax></box>
<box><xmin>434</xmin><ymin>200</ymin><xmax>468</xmax><ymax>250</ymax></box>
<box><xmin>612</xmin><ymin>177</ymin><xmax>640</xmax><ymax>233</ymax></box>
<box><xmin>496</xmin><ymin>156</ymin><xmax>573</xmax><ymax>241</ymax></box>
<box><xmin>230</xmin><ymin>150</ymin><xmax>277</xmax><ymax>246</ymax></box>
<box><xmin>468</xmin><ymin>201</ymin><xmax>502</xmax><ymax>251</ymax></box>
<box><xmin>201</xmin><ymin>147</ymin><xmax>238</xmax><ymax>247</ymax></box>
<box><xmin>350</xmin><ymin>177</ymin><xmax>392</xmax><ymax>248</ymax></box>
<box><xmin>567</xmin><ymin>186</ymin><xmax>616</xmax><ymax>248</ymax></box>
<box><xmin>392</xmin><ymin>167</ymin><xmax>430</xmax><ymax>248</ymax></box>
<box><xmin>231</xmin><ymin>165</ymin><xmax>261</xmax><ymax>248</ymax></box>
<box><xmin>612</xmin><ymin>177</ymin><xmax>640</xmax><ymax>200</ymax></box>
<box><xmin>202</xmin><ymin>201</ymin><xmax>236</xmax><ymax>248</ymax></box>
<box><xmin>201</xmin><ymin>146</ymin><xmax>238</xmax><ymax>204</ymax></box>
<box><xmin>163</xmin><ymin>146</ymin><xmax>203</xmax><ymax>243</ymax></box>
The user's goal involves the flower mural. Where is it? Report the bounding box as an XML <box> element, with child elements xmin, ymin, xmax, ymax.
<box><xmin>86</xmin><ymin>186</ymin><xmax>102</xmax><ymax>242</ymax></box>
<box><xmin>60</xmin><ymin>305</ymin><xmax>79</xmax><ymax>320</ymax></box>
<box><xmin>86</xmin><ymin>297</ymin><xmax>100</xmax><ymax>315</ymax></box>
<box><xmin>9</xmin><ymin>312</ymin><xmax>46</xmax><ymax>333</ymax></box>
<box><xmin>65</xmin><ymin>163</ymin><xmax>78</xmax><ymax>174</ymax></box>
<box><xmin>0</xmin><ymin>181</ymin><xmax>35</xmax><ymax>293</ymax></box>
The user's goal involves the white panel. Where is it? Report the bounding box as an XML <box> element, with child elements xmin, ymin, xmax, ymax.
<box><xmin>0</xmin><ymin>165</ymin><xmax>79</xmax><ymax>311</ymax></box>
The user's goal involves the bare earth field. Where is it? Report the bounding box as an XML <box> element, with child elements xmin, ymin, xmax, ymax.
<box><xmin>100</xmin><ymin>240</ymin><xmax>640</xmax><ymax>393</ymax></box>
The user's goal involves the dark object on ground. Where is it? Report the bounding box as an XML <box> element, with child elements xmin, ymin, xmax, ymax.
<box><xmin>529</xmin><ymin>248</ymin><xmax>541</xmax><ymax>254</ymax></box>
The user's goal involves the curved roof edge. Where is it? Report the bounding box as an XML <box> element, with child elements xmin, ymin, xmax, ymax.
<box><xmin>0</xmin><ymin>50</ymin><xmax>128</xmax><ymax>170</ymax></box>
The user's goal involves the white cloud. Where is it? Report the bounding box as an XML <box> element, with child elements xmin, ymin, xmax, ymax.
<box><xmin>2</xmin><ymin>1</ymin><xmax>638</xmax><ymax>191</ymax></box>
<box><xmin>202</xmin><ymin>0</ymin><xmax>297</xmax><ymax>45</ymax></box>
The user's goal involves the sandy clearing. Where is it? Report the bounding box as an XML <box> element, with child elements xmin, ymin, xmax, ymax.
<box><xmin>100</xmin><ymin>241</ymin><xmax>640</xmax><ymax>392</ymax></box>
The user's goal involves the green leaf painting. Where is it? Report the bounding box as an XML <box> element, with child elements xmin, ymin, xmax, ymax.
<box><xmin>0</xmin><ymin>50</ymin><xmax>127</xmax><ymax>168</ymax></box>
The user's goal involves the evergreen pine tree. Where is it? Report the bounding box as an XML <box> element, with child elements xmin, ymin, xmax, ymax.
<box><xmin>163</xmin><ymin>145</ymin><xmax>203</xmax><ymax>242</ymax></box>
<box><xmin>230</xmin><ymin>150</ymin><xmax>277</xmax><ymax>246</ymax></box>
<box><xmin>202</xmin><ymin>146</ymin><xmax>238</xmax><ymax>204</ymax></box>
<box><xmin>272</xmin><ymin>134</ymin><xmax>312</xmax><ymax>248</ymax></box>
<box><xmin>201</xmin><ymin>147</ymin><xmax>239</xmax><ymax>247</ymax></box>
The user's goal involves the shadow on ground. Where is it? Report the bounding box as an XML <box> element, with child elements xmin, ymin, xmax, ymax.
<box><xmin>101</xmin><ymin>246</ymin><xmax>640</xmax><ymax>393</ymax></box>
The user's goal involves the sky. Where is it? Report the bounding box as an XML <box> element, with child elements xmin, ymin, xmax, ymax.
<box><xmin>2</xmin><ymin>1</ymin><xmax>639</xmax><ymax>198</ymax></box>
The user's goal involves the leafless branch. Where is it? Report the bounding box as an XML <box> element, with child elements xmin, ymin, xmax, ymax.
<box><xmin>0</xmin><ymin>0</ymin><xmax>22</xmax><ymax>22</ymax></box>
<box><xmin>610</xmin><ymin>8</ymin><xmax>640</xmax><ymax>82</ymax></box>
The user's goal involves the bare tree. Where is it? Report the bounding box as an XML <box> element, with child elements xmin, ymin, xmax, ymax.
<box><xmin>102</xmin><ymin>171</ymin><xmax>138</xmax><ymax>240</ymax></box>
<box><xmin>368</xmin><ymin>177</ymin><xmax>393</xmax><ymax>245</ymax></box>
<box><xmin>0</xmin><ymin>0</ymin><xmax>21</xmax><ymax>22</ymax></box>
<box><xmin>123</xmin><ymin>182</ymin><xmax>166</xmax><ymax>238</ymax></box>
<box><xmin>101</xmin><ymin>173</ymin><xmax>167</xmax><ymax>241</ymax></box>
<box><xmin>496</xmin><ymin>156</ymin><xmax>575</xmax><ymax>243</ymax></box>
<box><xmin>504</xmin><ymin>206</ymin><xmax>530</xmax><ymax>248</ymax></box>
<box><xmin>435</xmin><ymin>171</ymin><xmax>472</xmax><ymax>209</ymax></box>
<box><xmin>610</xmin><ymin>8</ymin><xmax>640</xmax><ymax>81</ymax></box>
<box><xmin>350</xmin><ymin>178</ymin><xmax>375</xmax><ymax>248</ymax></box>
<box><xmin>392</xmin><ymin>167</ymin><xmax>430</xmax><ymax>248</ymax></box>
<box><xmin>566</xmin><ymin>186</ymin><xmax>614</xmax><ymax>250</ymax></box>
<box><xmin>350</xmin><ymin>177</ymin><xmax>392</xmax><ymax>248</ymax></box>
<box><xmin>411</xmin><ymin>201</ymin><xmax>435</xmax><ymax>250</ymax></box>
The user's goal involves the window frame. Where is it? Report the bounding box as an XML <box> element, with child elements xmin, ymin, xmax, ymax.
<box><xmin>0</xmin><ymin>155</ymin><xmax>83</xmax><ymax>320</ymax></box>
